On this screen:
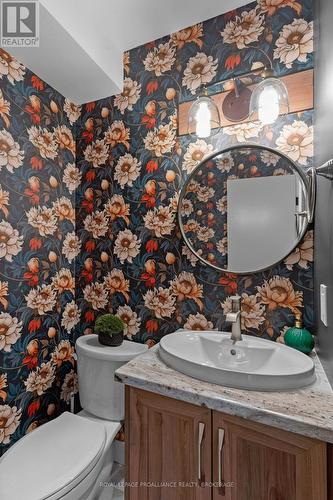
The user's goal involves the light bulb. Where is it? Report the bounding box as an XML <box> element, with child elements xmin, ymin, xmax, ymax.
<box><xmin>258</xmin><ymin>85</ymin><xmax>279</xmax><ymax>125</ymax></box>
<box><xmin>195</xmin><ymin>101</ymin><xmax>211</xmax><ymax>138</ymax></box>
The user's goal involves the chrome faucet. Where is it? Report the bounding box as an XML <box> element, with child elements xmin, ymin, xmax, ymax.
<box><xmin>225</xmin><ymin>295</ymin><xmax>242</xmax><ymax>343</ymax></box>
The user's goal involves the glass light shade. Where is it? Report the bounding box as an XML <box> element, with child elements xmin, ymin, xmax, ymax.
<box><xmin>188</xmin><ymin>96</ymin><xmax>221</xmax><ymax>138</ymax></box>
<box><xmin>249</xmin><ymin>77</ymin><xmax>289</xmax><ymax>125</ymax></box>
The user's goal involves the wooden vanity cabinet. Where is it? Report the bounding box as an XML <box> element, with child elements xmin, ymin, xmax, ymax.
<box><xmin>125</xmin><ymin>387</ymin><xmax>327</xmax><ymax>500</ymax></box>
<box><xmin>212</xmin><ymin>412</ymin><xmax>327</xmax><ymax>500</ymax></box>
<box><xmin>126</xmin><ymin>387</ymin><xmax>212</xmax><ymax>500</ymax></box>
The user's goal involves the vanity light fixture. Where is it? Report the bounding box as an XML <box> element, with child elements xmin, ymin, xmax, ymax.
<box><xmin>187</xmin><ymin>88</ymin><xmax>221</xmax><ymax>138</ymax></box>
<box><xmin>249</xmin><ymin>68</ymin><xmax>289</xmax><ymax>125</ymax></box>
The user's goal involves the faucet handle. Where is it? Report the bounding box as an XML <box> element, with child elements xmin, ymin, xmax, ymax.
<box><xmin>230</xmin><ymin>295</ymin><xmax>241</xmax><ymax>313</ymax></box>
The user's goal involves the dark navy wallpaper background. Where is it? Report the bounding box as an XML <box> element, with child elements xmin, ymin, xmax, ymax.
<box><xmin>1</xmin><ymin>0</ymin><xmax>314</xmax><ymax>454</ymax></box>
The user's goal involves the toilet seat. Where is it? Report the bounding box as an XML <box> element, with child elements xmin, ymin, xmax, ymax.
<box><xmin>0</xmin><ymin>412</ymin><xmax>107</xmax><ymax>500</ymax></box>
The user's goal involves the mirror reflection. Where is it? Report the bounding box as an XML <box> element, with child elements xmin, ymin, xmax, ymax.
<box><xmin>178</xmin><ymin>145</ymin><xmax>309</xmax><ymax>274</ymax></box>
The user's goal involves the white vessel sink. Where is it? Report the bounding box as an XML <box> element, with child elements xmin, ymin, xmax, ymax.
<box><xmin>159</xmin><ymin>330</ymin><xmax>316</xmax><ymax>391</ymax></box>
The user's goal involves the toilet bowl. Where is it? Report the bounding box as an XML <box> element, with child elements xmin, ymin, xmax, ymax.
<box><xmin>0</xmin><ymin>336</ymin><xmax>148</xmax><ymax>500</ymax></box>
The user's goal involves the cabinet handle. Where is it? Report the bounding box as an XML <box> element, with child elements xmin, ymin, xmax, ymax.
<box><xmin>198</xmin><ymin>422</ymin><xmax>205</xmax><ymax>483</ymax></box>
<box><xmin>218</xmin><ymin>427</ymin><xmax>225</xmax><ymax>488</ymax></box>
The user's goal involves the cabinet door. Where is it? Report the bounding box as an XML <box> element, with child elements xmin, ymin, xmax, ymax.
<box><xmin>126</xmin><ymin>387</ymin><xmax>211</xmax><ymax>500</ymax></box>
<box><xmin>212</xmin><ymin>412</ymin><xmax>327</xmax><ymax>500</ymax></box>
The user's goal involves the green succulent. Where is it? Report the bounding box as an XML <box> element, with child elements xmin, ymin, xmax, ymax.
<box><xmin>94</xmin><ymin>314</ymin><xmax>124</xmax><ymax>336</ymax></box>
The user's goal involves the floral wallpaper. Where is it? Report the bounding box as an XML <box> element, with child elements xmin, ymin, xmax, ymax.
<box><xmin>0</xmin><ymin>0</ymin><xmax>314</xmax><ymax>455</ymax></box>
<box><xmin>75</xmin><ymin>0</ymin><xmax>314</xmax><ymax>349</ymax></box>
<box><xmin>0</xmin><ymin>50</ymin><xmax>80</xmax><ymax>455</ymax></box>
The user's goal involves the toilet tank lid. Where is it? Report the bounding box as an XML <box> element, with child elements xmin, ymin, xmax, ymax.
<box><xmin>0</xmin><ymin>412</ymin><xmax>106</xmax><ymax>500</ymax></box>
<box><xmin>76</xmin><ymin>334</ymin><xmax>148</xmax><ymax>361</ymax></box>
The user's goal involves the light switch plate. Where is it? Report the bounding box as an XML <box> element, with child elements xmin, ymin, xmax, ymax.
<box><xmin>320</xmin><ymin>284</ymin><xmax>328</xmax><ymax>327</ymax></box>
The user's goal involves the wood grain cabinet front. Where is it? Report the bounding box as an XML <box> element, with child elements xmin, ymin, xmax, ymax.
<box><xmin>126</xmin><ymin>387</ymin><xmax>212</xmax><ymax>500</ymax></box>
<box><xmin>212</xmin><ymin>411</ymin><xmax>327</xmax><ymax>500</ymax></box>
<box><xmin>125</xmin><ymin>387</ymin><xmax>328</xmax><ymax>500</ymax></box>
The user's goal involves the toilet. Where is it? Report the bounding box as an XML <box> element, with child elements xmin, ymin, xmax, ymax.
<box><xmin>0</xmin><ymin>335</ymin><xmax>147</xmax><ymax>500</ymax></box>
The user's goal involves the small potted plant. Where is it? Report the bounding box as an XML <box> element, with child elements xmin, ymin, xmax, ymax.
<box><xmin>94</xmin><ymin>314</ymin><xmax>125</xmax><ymax>347</ymax></box>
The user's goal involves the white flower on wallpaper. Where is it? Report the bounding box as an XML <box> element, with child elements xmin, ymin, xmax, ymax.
<box><xmin>61</xmin><ymin>301</ymin><xmax>81</xmax><ymax>332</ymax></box>
<box><xmin>60</xmin><ymin>370</ymin><xmax>78</xmax><ymax>403</ymax></box>
<box><xmin>28</xmin><ymin>126</ymin><xmax>58</xmax><ymax>160</ymax></box>
<box><xmin>257</xmin><ymin>276</ymin><xmax>303</xmax><ymax>312</ymax></box>
<box><xmin>183</xmin><ymin>313</ymin><xmax>214</xmax><ymax>330</ymax></box>
<box><xmin>52</xmin><ymin>268</ymin><xmax>75</xmax><ymax>294</ymax></box>
<box><xmin>0</xmin><ymin>221</ymin><xmax>23</xmax><ymax>262</ymax></box>
<box><xmin>274</xmin><ymin>19</ymin><xmax>313</xmax><ymax>69</ymax></box>
<box><xmin>220</xmin><ymin>8</ymin><xmax>265</xmax><ymax>49</ymax></box>
<box><xmin>25</xmin><ymin>284</ymin><xmax>57</xmax><ymax>316</ymax></box>
<box><xmin>104</xmin><ymin>268</ymin><xmax>130</xmax><ymax>300</ymax></box>
<box><xmin>197</xmin><ymin>226</ymin><xmax>215</xmax><ymax>242</ymax></box>
<box><xmin>258</xmin><ymin>0</ymin><xmax>302</xmax><ymax>17</ymax></box>
<box><xmin>275</xmin><ymin>120</ymin><xmax>313</xmax><ymax>165</ymax></box>
<box><xmin>182</xmin><ymin>139</ymin><xmax>214</xmax><ymax>174</ymax></box>
<box><xmin>0</xmin><ymin>312</ymin><xmax>22</xmax><ymax>352</ymax></box>
<box><xmin>104</xmin><ymin>120</ymin><xmax>130</xmax><ymax>149</ymax></box>
<box><xmin>144</xmin><ymin>41</ymin><xmax>176</xmax><ymax>76</ymax></box>
<box><xmin>104</xmin><ymin>194</ymin><xmax>130</xmax><ymax>224</ymax></box>
<box><xmin>182</xmin><ymin>52</ymin><xmax>218</xmax><ymax>94</ymax></box>
<box><xmin>223</xmin><ymin>121</ymin><xmax>264</xmax><ymax>142</ymax></box>
<box><xmin>114</xmin><ymin>229</ymin><xmax>141</xmax><ymax>264</ymax></box>
<box><xmin>144</xmin><ymin>287</ymin><xmax>176</xmax><ymax>319</ymax></box>
<box><xmin>24</xmin><ymin>361</ymin><xmax>56</xmax><ymax>396</ymax></box>
<box><xmin>144</xmin><ymin>205</ymin><xmax>175</xmax><ymax>237</ymax></box>
<box><xmin>216</xmin><ymin>152</ymin><xmax>234</xmax><ymax>172</ymax></box>
<box><xmin>171</xmin><ymin>23</ymin><xmax>203</xmax><ymax>49</ymax></box>
<box><xmin>0</xmin><ymin>130</ymin><xmax>24</xmax><ymax>172</ymax></box>
<box><xmin>217</xmin><ymin>237</ymin><xmax>228</xmax><ymax>256</ymax></box>
<box><xmin>0</xmin><ymin>49</ymin><xmax>25</xmax><ymax>84</ymax></box>
<box><xmin>197</xmin><ymin>186</ymin><xmax>215</xmax><ymax>203</ymax></box>
<box><xmin>51</xmin><ymin>340</ymin><xmax>75</xmax><ymax>367</ymax></box>
<box><xmin>83</xmin><ymin>282</ymin><xmax>109</xmax><ymax>310</ymax></box>
<box><xmin>62</xmin><ymin>232</ymin><xmax>81</xmax><ymax>263</ymax></box>
<box><xmin>180</xmin><ymin>199</ymin><xmax>194</xmax><ymax>217</ymax></box>
<box><xmin>114</xmin><ymin>77</ymin><xmax>141</xmax><ymax>114</ymax></box>
<box><xmin>26</xmin><ymin>206</ymin><xmax>58</xmax><ymax>236</ymax></box>
<box><xmin>284</xmin><ymin>230</ymin><xmax>313</xmax><ymax>270</ymax></box>
<box><xmin>216</xmin><ymin>196</ymin><xmax>227</xmax><ymax>214</ymax></box>
<box><xmin>54</xmin><ymin>125</ymin><xmax>76</xmax><ymax>155</ymax></box>
<box><xmin>84</xmin><ymin>139</ymin><xmax>109</xmax><ymax>167</ymax></box>
<box><xmin>116</xmin><ymin>305</ymin><xmax>141</xmax><ymax>339</ymax></box>
<box><xmin>63</xmin><ymin>98</ymin><xmax>82</xmax><ymax>125</ymax></box>
<box><xmin>0</xmin><ymin>405</ymin><xmax>21</xmax><ymax>444</ymax></box>
<box><xmin>114</xmin><ymin>153</ymin><xmax>141</xmax><ymax>188</ymax></box>
<box><xmin>63</xmin><ymin>162</ymin><xmax>82</xmax><ymax>193</ymax></box>
<box><xmin>171</xmin><ymin>272</ymin><xmax>203</xmax><ymax>308</ymax></box>
<box><xmin>84</xmin><ymin>210</ymin><xmax>109</xmax><ymax>238</ymax></box>
<box><xmin>53</xmin><ymin>197</ymin><xmax>75</xmax><ymax>224</ymax></box>
<box><xmin>144</xmin><ymin>123</ymin><xmax>176</xmax><ymax>157</ymax></box>
<box><xmin>260</xmin><ymin>150</ymin><xmax>280</xmax><ymax>166</ymax></box>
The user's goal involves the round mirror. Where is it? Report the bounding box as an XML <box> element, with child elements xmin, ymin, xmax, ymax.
<box><xmin>178</xmin><ymin>144</ymin><xmax>311</xmax><ymax>274</ymax></box>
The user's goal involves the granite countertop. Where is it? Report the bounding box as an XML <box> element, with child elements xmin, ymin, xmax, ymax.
<box><xmin>115</xmin><ymin>345</ymin><xmax>333</xmax><ymax>443</ymax></box>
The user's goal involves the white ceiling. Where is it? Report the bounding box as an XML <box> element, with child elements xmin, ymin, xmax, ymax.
<box><xmin>9</xmin><ymin>0</ymin><xmax>250</xmax><ymax>104</ymax></box>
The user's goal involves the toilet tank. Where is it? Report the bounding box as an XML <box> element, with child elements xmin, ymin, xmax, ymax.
<box><xmin>76</xmin><ymin>335</ymin><xmax>148</xmax><ymax>421</ymax></box>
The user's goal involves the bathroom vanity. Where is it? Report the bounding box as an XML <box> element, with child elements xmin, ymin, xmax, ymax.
<box><xmin>116</xmin><ymin>346</ymin><xmax>333</xmax><ymax>500</ymax></box>
<box><xmin>114</xmin><ymin>143</ymin><xmax>333</xmax><ymax>500</ymax></box>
